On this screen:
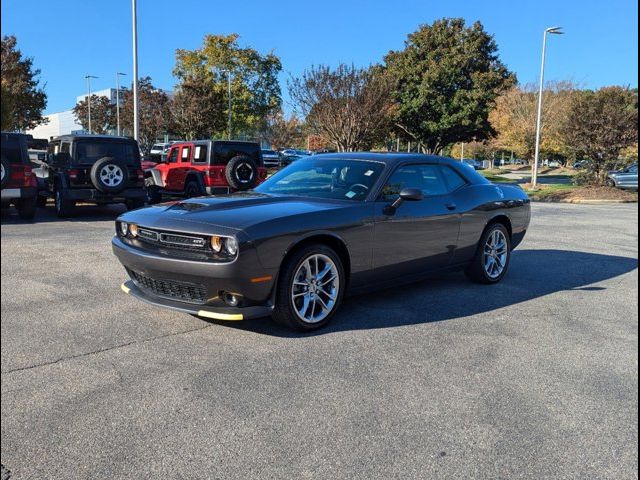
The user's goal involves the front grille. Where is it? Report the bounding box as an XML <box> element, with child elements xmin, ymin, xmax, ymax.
<box><xmin>136</xmin><ymin>227</ymin><xmax>209</xmax><ymax>252</ymax></box>
<box><xmin>128</xmin><ymin>269</ymin><xmax>207</xmax><ymax>304</ymax></box>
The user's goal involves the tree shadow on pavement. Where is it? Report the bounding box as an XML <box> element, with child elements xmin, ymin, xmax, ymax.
<box><xmin>225</xmin><ymin>249</ymin><xmax>638</xmax><ymax>337</ymax></box>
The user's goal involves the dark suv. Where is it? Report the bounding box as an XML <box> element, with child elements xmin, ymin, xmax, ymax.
<box><xmin>1</xmin><ymin>132</ymin><xmax>38</xmax><ymax>219</ymax></box>
<box><xmin>145</xmin><ymin>140</ymin><xmax>267</xmax><ymax>203</ymax></box>
<box><xmin>44</xmin><ymin>135</ymin><xmax>147</xmax><ymax>217</ymax></box>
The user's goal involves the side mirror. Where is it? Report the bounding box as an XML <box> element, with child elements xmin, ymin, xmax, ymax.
<box><xmin>385</xmin><ymin>188</ymin><xmax>424</xmax><ymax>214</ymax></box>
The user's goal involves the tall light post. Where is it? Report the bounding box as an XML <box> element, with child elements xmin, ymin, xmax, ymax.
<box><xmin>131</xmin><ymin>0</ymin><xmax>139</xmax><ymax>141</ymax></box>
<box><xmin>532</xmin><ymin>26</ymin><xmax>564</xmax><ymax>188</ymax></box>
<box><xmin>84</xmin><ymin>75</ymin><xmax>98</xmax><ymax>134</ymax></box>
<box><xmin>115</xmin><ymin>72</ymin><xmax>127</xmax><ymax>136</ymax></box>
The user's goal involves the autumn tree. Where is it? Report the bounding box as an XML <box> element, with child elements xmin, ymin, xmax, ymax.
<box><xmin>384</xmin><ymin>18</ymin><xmax>514</xmax><ymax>154</ymax></box>
<box><xmin>489</xmin><ymin>82</ymin><xmax>574</xmax><ymax>163</ymax></box>
<box><xmin>560</xmin><ymin>86</ymin><xmax>638</xmax><ymax>183</ymax></box>
<box><xmin>289</xmin><ymin>64</ymin><xmax>394</xmax><ymax>152</ymax></box>
<box><xmin>120</xmin><ymin>77</ymin><xmax>173</xmax><ymax>154</ymax></box>
<box><xmin>73</xmin><ymin>95</ymin><xmax>116</xmax><ymax>134</ymax></box>
<box><xmin>261</xmin><ymin>111</ymin><xmax>304</xmax><ymax>150</ymax></box>
<box><xmin>1</xmin><ymin>35</ymin><xmax>47</xmax><ymax>131</ymax></box>
<box><xmin>173</xmin><ymin>34</ymin><xmax>282</xmax><ymax>139</ymax></box>
<box><xmin>172</xmin><ymin>73</ymin><xmax>225</xmax><ymax>140</ymax></box>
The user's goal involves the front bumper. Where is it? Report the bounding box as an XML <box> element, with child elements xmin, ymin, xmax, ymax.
<box><xmin>1</xmin><ymin>186</ymin><xmax>37</xmax><ymax>201</ymax></box>
<box><xmin>121</xmin><ymin>281</ymin><xmax>273</xmax><ymax>321</ymax></box>
<box><xmin>112</xmin><ymin>236</ymin><xmax>277</xmax><ymax>319</ymax></box>
<box><xmin>64</xmin><ymin>187</ymin><xmax>147</xmax><ymax>203</ymax></box>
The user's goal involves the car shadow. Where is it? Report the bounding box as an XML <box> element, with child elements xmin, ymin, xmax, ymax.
<box><xmin>217</xmin><ymin>249</ymin><xmax>638</xmax><ymax>337</ymax></box>
<box><xmin>0</xmin><ymin>203</ymin><xmax>127</xmax><ymax>225</ymax></box>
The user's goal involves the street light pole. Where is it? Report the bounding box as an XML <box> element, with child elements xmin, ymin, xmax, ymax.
<box><xmin>131</xmin><ymin>0</ymin><xmax>139</xmax><ymax>141</ymax></box>
<box><xmin>532</xmin><ymin>26</ymin><xmax>564</xmax><ymax>188</ymax></box>
<box><xmin>115</xmin><ymin>72</ymin><xmax>127</xmax><ymax>136</ymax></box>
<box><xmin>84</xmin><ymin>75</ymin><xmax>98</xmax><ymax>134</ymax></box>
<box><xmin>226</xmin><ymin>71</ymin><xmax>232</xmax><ymax>140</ymax></box>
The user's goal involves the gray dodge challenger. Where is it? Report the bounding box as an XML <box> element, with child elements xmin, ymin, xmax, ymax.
<box><xmin>113</xmin><ymin>153</ymin><xmax>530</xmax><ymax>331</ymax></box>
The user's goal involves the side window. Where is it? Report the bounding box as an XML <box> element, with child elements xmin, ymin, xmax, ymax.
<box><xmin>193</xmin><ymin>145</ymin><xmax>208</xmax><ymax>163</ymax></box>
<box><xmin>180</xmin><ymin>146</ymin><xmax>191</xmax><ymax>163</ymax></box>
<box><xmin>440</xmin><ymin>166</ymin><xmax>467</xmax><ymax>192</ymax></box>
<box><xmin>380</xmin><ymin>164</ymin><xmax>448</xmax><ymax>201</ymax></box>
<box><xmin>168</xmin><ymin>147</ymin><xmax>179</xmax><ymax>163</ymax></box>
<box><xmin>627</xmin><ymin>165</ymin><xmax>637</xmax><ymax>174</ymax></box>
<box><xmin>60</xmin><ymin>142</ymin><xmax>70</xmax><ymax>153</ymax></box>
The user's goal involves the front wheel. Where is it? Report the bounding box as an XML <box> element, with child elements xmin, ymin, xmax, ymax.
<box><xmin>465</xmin><ymin>223</ymin><xmax>511</xmax><ymax>284</ymax></box>
<box><xmin>272</xmin><ymin>244</ymin><xmax>345</xmax><ymax>331</ymax></box>
<box><xmin>54</xmin><ymin>188</ymin><xmax>75</xmax><ymax>218</ymax></box>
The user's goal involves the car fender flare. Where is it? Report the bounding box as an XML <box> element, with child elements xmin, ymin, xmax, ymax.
<box><xmin>145</xmin><ymin>168</ymin><xmax>165</xmax><ymax>188</ymax></box>
<box><xmin>184</xmin><ymin>171</ymin><xmax>207</xmax><ymax>195</ymax></box>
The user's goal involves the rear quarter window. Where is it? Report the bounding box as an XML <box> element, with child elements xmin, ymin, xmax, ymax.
<box><xmin>74</xmin><ymin>141</ymin><xmax>140</xmax><ymax>166</ymax></box>
<box><xmin>213</xmin><ymin>142</ymin><xmax>262</xmax><ymax>166</ymax></box>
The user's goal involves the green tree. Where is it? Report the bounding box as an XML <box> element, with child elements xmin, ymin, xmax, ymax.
<box><xmin>173</xmin><ymin>34</ymin><xmax>282</xmax><ymax>139</ymax></box>
<box><xmin>1</xmin><ymin>35</ymin><xmax>47</xmax><ymax>131</ymax></box>
<box><xmin>561</xmin><ymin>86</ymin><xmax>638</xmax><ymax>183</ymax></box>
<box><xmin>73</xmin><ymin>95</ymin><xmax>116</xmax><ymax>134</ymax></box>
<box><xmin>172</xmin><ymin>73</ymin><xmax>225</xmax><ymax>140</ymax></box>
<box><xmin>289</xmin><ymin>64</ymin><xmax>394</xmax><ymax>152</ymax></box>
<box><xmin>384</xmin><ymin>18</ymin><xmax>515</xmax><ymax>154</ymax></box>
<box><xmin>120</xmin><ymin>77</ymin><xmax>173</xmax><ymax>154</ymax></box>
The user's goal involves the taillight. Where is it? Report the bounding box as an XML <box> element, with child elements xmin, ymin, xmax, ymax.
<box><xmin>9</xmin><ymin>165</ymin><xmax>34</xmax><ymax>187</ymax></box>
<box><xmin>68</xmin><ymin>169</ymin><xmax>79</xmax><ymax>180</ymax></box>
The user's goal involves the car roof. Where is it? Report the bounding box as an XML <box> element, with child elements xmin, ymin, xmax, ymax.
<box><xmin>309</xmin><ymin>152</ymin><xmax>490</xmax><ymax>184</ymax></box>
<box><xmin>53</xmin><ymin>134</ymin><xmax>136</xmax><ymax>142</ymax></box>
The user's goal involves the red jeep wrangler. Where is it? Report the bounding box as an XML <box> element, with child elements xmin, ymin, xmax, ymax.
<box><xmin>145</xmin><ymin>140</ymin><xmax>267</xmax><ymax>203</ymax></box>
<box><xmin>1</xmin><ymin>132</ymin><xmax>38</xmax><ymax>219</ymax></box>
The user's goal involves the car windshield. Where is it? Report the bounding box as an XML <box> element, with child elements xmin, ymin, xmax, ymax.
<box><xmin>255</xmin><ymin>158</ymin><xmax>385</xmax><ymax>201</ymax></box>
<box><xmin>75</xmin><ymin>141</ymin><xmax>139</xmax><ymax>165</ymax></box>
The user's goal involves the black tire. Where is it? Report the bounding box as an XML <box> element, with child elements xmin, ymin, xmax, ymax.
<box><xmin>37</xmin><ymin>194</ymin><xmax>48</xmax><ymax>208</ymax></box>
<box><xmin>54</xmin><ymin>187</ymin><xmax>75</xmax><ymax>218</ymax></box>
<box><xmin>90</xmin><ymin>157</ymin><xmax>128</xmax><ymax>194</ymax></box>
<box><xmin>272</xmin><ymin>243</ymin><xmax>346</xmax><ymax>331</ymax></box>
<box><xmin>16</xmin><ymin>196</ymin><xmax>37</xmax><ymax>220</ymax></box>
<box><xmin>465</xmin><ymin>222</ymin><xmax>512</xmax><ymax>284</ymax></box>
<box><xmin>1</xmin><ymin>156</ymin><xmax>10</xmax><ymax>189</ymax></box>
<box><xmin>225</xmin><ymin>156</ymin><xmax>259</xmax><ymax>191</ymax></box>
<box><xmin>606</xmin><ymin>178</ymin><xmax>616</xmax><ymax>188</ymax></box>
<box><xmin>184</xmin><ymin>179</ymin><xmax>202</xmax><ymax>198</ymax></box>
<box><xmin>125</xmin><ymin>199</ymin><xmax>146</xmax><ymax>211</ymax></box>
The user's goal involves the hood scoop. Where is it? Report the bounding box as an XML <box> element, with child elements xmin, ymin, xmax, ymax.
<box><xmin>167</xmin><ymin>201</ymin><xmax>209</xmax><ymax>212</ymax></box>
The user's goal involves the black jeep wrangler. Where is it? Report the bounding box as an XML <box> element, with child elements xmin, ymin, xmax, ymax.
<box><xmin>44</xmin><ymin>135</ymin><xmax>147</xmax><ymax>217</ymax></box>
<box><xmin>1</xmin><ymin>132</ymin><xmax>38</xmax><ymax>219</ymax></box>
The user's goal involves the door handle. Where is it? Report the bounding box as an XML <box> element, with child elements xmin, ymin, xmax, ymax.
<box><xmin>445</xmin><ymin>203</ymin><xmax>457</xmax><ymax>211</ymax></box>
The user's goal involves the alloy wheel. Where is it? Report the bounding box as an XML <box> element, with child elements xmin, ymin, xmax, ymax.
<box><xmin>291</xmin><ymin>254</ymin><xmax>340</xmax><ymax>324</ymax></box>
<box><xmin>483</xmin><ymin>229</ymin><xmax>508</xmax><ymax>279</ymax></box>
<box><xmin>100</xmin><ymin>164</ymin><xmax>124</xmax><ymax>187</ymax></box>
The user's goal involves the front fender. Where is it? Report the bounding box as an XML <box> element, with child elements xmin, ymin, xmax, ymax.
<box><xmin>145</xmin><ymin>168</ymin><xmax>165</xmax><ymax>188</ymax></box>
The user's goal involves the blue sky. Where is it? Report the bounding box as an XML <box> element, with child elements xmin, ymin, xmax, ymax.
<box><xmin>1</xmin><ymin>0</ymin><xmax>637</xmax><ymax>114</ymax></box>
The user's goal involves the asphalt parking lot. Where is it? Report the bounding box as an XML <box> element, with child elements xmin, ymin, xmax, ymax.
<box><xmin>1</xmin><ymin>202</ymin><xmax>638</xmax><ymax>479</ymax></box>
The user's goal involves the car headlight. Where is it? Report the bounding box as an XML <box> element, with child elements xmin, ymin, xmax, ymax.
<box><xmin>117</xmin><ymin>221</ymin><xmax>138</xmax><ymax>237</ymax></box>
<box><xmin>210</xmin><ymin>235</ymin><xmax>239</xmax><ymax>257</ymax></box>
<box><xmin>119</xmin><ymin>221</ymin><xmax>129</xmax><ymax>236</ymax></box>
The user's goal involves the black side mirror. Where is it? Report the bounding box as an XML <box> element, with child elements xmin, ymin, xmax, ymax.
<box><xmin>385</xmin><ymin>188</ymin><xmax>424</xmax><ymax>214</ymax></box>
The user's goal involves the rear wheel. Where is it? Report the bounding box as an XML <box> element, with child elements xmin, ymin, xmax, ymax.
<box><xmin>15</xmin><ymin>196</ymin><xmax>37</xmax><ymax>220</ymax></box>
<box><xmin>465</xmin><ymin>223</ymin><xmax>511</xmax><ymax>284</ymax></box>
<box><xmin>184</xmin><ymin>180</ymin><xmax>201</xmax><ymax>198</ymax></box>
<box><xmin>272</xmin><ymin>244</ymin><xmax>345</xmax><ymax>331</ymax></box>
<box><xmin>36</xmin><ymin>194</ymin><xmax>48</xmax><ymax>208</ymax></box>
<box><xmin>54</xmin><ymin>188</ymin><xmax>75</xmax><ymax>218</ymax></box>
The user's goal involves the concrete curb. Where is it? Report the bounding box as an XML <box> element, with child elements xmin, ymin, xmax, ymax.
<box><xmin>530</xmin><ymin>198</ymin><xmax>638</xmax><ymax>204</ymax></box>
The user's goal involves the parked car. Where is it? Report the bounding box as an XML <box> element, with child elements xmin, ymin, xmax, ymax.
<box><xmin>113</xmin><ymin>153</ymin><xmax>530</xmax><ymax>331</ymax></box>
<box><xmin>1</xmin><ymin>132</ymin><xmax>38</xmax><ymax>219</ymax></box>
<box><xmin>145</xmin><ymin>140</ymin><xmax>268</xmax><ymax>203</ymax></box>
<box><xmin>607</xmin><ymin>164</ymin><xmax>637</xmax><ymax>190</ymax></box>
<box><xmin>43</xmin><ymin>135</ymin><xmax>147</xmax><ymax>217</ymax></box>
<box><xmin>28</xmin><ymin>147</ymin><xmax>49</xmax><ymax>206</ymax></box>
<box><xmin>279</xmin><ymin>153</ymin><xmax>309</xmax><ymax>167</ymax></box>
<box><xmin>572</xmin><ymin>160</ymin><xmax>589</xmax><ymax>169</ymax></box>
<box><xmin>149</xmin><ymin>142</ymin><xmax>175</xmax><ymax>162</ymax></box>
<box><xmin>462</xmin><ymin>159</ymin><xmax>483</xmax><ymax>170</ymax></box>
<box><xmin>261</xmin><ymin>149</ymin><xmax>281</xmax><ymax>168</ymax></box>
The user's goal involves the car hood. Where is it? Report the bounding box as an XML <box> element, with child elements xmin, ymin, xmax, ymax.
<box><xmin>119</xmin><ymin>192</ymin><xmax>355</xmax><ymax>235</ymax></box>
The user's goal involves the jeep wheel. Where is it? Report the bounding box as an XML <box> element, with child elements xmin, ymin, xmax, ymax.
<box><xmin>54</xmin><ymin>188</ymin><xmax>75</xmax><ymax>218</ymax></box>
<box><xmin>90</xmin><ymin>157</ymin><xmax>128</xmax><ymax>194</ymax></box>
<box><xmin>184</xmin><ymin>180</ymin><xmax>201</xmax><ymax>198</ymax></box>
<box><xmin>1</xmin><ymin>156</ymin><xmax>10</xmax><ymax>189</ymax></box>
<box><xmin>225</xmin><ymin>156</ymin><xmax>259</xmax><ymax>191</ymax></box>
<box><xmin>37</xmin><ymin>194</ymin><xmax>48</xmax><ymax>208</ymax></box>
<box><xmin>16</xmin><ymin>196</ymin><xmax>37</xmax><ymax>220</ymax></box>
